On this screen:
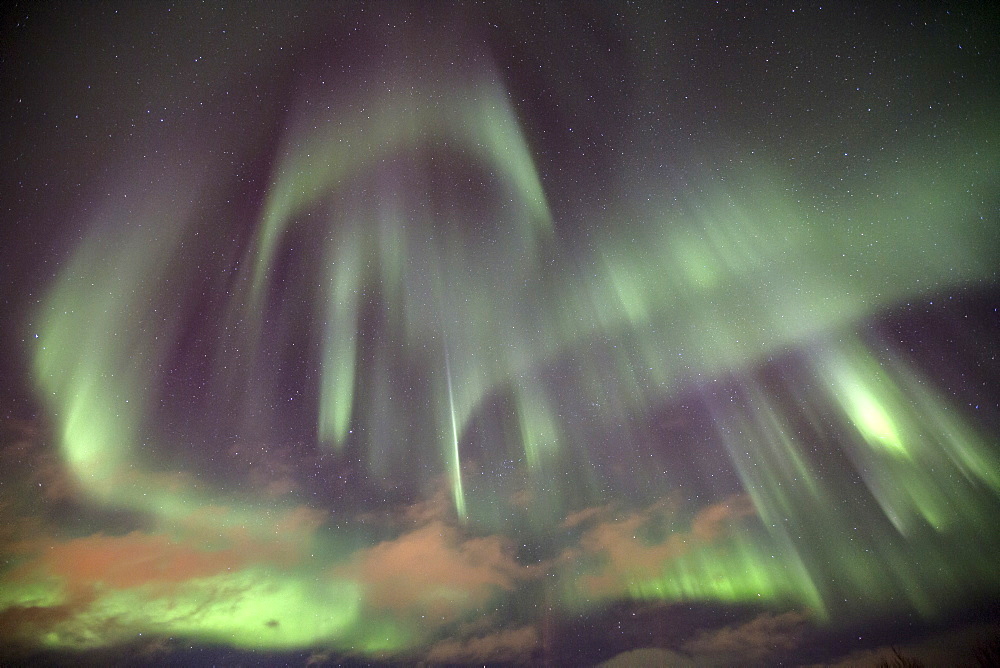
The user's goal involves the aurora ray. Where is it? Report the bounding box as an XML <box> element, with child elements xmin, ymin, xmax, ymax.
<box><xmin>3</xmin><ymin>3</ymin><xmax>999</xmax><ymax>665</ymax></box>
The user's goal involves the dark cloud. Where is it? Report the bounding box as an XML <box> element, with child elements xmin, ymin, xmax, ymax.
<box><xmin>682</xmin><ymin>610</ymin><xmax>809</xmax><ymax>662</ymax></box>
<box><xmin>425</xmin><ymin>625</ymin><xmax>540</xmax><ymax>664</ymax></box>
<box><xmin>599</xmin><ymin>647</ymin><xmax>696</xmax><ymax>667</ymax></box>
<box><xmin>807</xmin><ymin>620</ymin><xmax>1000</xmax><ymax>667</ymax></box>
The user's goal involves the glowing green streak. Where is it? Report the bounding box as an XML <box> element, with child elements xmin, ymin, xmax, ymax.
<box><xmin>515</xmin><ymin>385</ymin><xmax>560</xmax><ymax>469</ymax></box>
<box><xmin>318</xmin><ymin>234</ymin><xmax>362</xmax><ymax>449</ymax></box>
<box><xmin>32</xmin><ymin>181</ymin><xmax>200</xmax><ymax>497</ymax></box>
<box><xmin>444</xmin><ymin>346</ymin><xmax>467</xmax><ymax>521</ymax></box>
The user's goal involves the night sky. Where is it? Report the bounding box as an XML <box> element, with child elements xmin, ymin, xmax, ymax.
<box><xmin>2</xmin><ymin>2</ymin><xmax>1000</xmax><ymax>666</ymax></box>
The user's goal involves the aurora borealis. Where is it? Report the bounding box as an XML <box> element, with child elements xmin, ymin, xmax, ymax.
<box><xmin>2</xmin><ymin>2</ymin><xmax>1000</xmax><ymax>665</ymax></box>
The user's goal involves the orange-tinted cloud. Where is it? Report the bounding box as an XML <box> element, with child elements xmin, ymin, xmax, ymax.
<box><xmin>273</xmin><ymin>504</ymin><xmax>326</xmax><ymax>534</ymax></box>
<box><xmin>690</xmin><ymin>494</ymin><xmax>755</xmax><ymax>540</ymax></box>
<box><xmin>4</xmin><ymin>499</ymin><xmax>326</xmax><ymax>606</ymax></box>
<box><xmin>338</xmin><ymin>520</ymin><xmax>528</xmax><ymax>621</ymax></box>
<box><xmin>36</xmin><ymin>532</ymin><xmax>245</xmax><ymax>594</ymax></box>
<box><xmin>0</xmin><ymin>500</ymin><xmax>333</xmax><ymax>652</ymax></box>
<box><xmin>562</xmin><ymin>504</ymin><xmax>607</xmax><ymax>529</ymax></box>
<box><xmin>0</xmin><ymin>528</ymin><xmax>247</xmax><ymax>649</ymax></box>
<box><xmin>401</xmin><ymin>487</ymin><xmax>454</xmax><ymax>525</ymax></box>
<box><xmin>568</xmin><ymin>494</ymin><xmax>757</xmax><ymax>596</ymax></box>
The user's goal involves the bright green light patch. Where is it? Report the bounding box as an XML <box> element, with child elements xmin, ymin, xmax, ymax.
<box><xmin>846</xmin><ymin>386</ymin><xmax>905</xmax><ymax>454</ymax></box>
<box><xmin>38</xmin><ymin>569</ymin><xmax>363</xmax><ymax>650</ymax></box>
<box><xmin>0</xmin><ymin>577</ymin><xmax>66</xmax><ymax>611</ymax></box>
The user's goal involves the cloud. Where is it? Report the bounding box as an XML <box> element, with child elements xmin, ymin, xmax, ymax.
<box><xmin>562</xmin><ymin>504</ymin><xmax>607</xmax><ymax>529</ymax></box>
<box><xmin>682</xmin><ymin>610</ymin><xmax>808</xmax><ymax>661</ymax></box>
<box><xmin>401</xmin><ymin>487</ymin><xmax>454</xmax><ymax>525</ymax></box>
<box><xmin>176</xmin><ymin>503</ymin><xmax>325</xmax><ymax>560</ymax></box>
<box><xmin>338</xmin><ymin>520</ymin><xmax>529</xmax><ymax>621</ymax></box>
<box><xmin>0</xmin><ymin>494</ymin><xmax>331</xmax><ymax>651</ymax></box>
<box><xmin>568</xmin><ymin>494</ymin><xmax>756</xmax><ymax>597</ymax></box>
<box><xmin>425</xmin><ymin>625</ymin><xmax>539</xmax><ymax>664</ymax></box>
<box><xmin>305</xmin><ymin>650</ymin><xmax>333</xmax><ymax>665</ymax></box>
<box><xmin>598</xmin><ymin>647</ymin><xmax>696</xmax><ymax>667</ymax></box>
<box><xmin>234</xmin><ymin>441</ymin><xmax>304</xmax><ymax>498</ymax></box>
<box><xmin>689</xmin><ymin>495</ymin><xmax>756</xmax><ymax>541</ymax></box>
<box><xmin>33</xmin><ymin>531</ymin><xmax>245</xmax><ymax>593</ymax></box>
<box><xmin>808</xmin><ymin>620</ymin><xmax>1000</xmax><ymax>667</ymax></box>
<box><xmin>0</xmin><ymin>601</ymin><xmax>85</xmax><ymax>649</ymax></box>
<box><xmin>0</xmin><ymin>417</ymin><xmax>81</xmax><ymax>506</ymax></box>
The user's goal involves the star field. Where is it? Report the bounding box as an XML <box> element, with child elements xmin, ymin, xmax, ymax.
<box><xmin>1</xmin><ymin>2</ymin><xmax>999</xmax><ymax>665</ymax></box>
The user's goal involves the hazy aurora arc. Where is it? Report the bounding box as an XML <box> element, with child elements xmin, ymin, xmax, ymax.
<box><xmin>6</xmin><ymin>4</ymin><xmax>1000</xmax><ymax>662</ymax></box>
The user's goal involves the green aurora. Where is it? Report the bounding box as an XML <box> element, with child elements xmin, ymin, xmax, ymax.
<box><xmin>3</xmin><ymin>3</ymin><xmax>1000</xmax><ymax>663</ymax></box>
